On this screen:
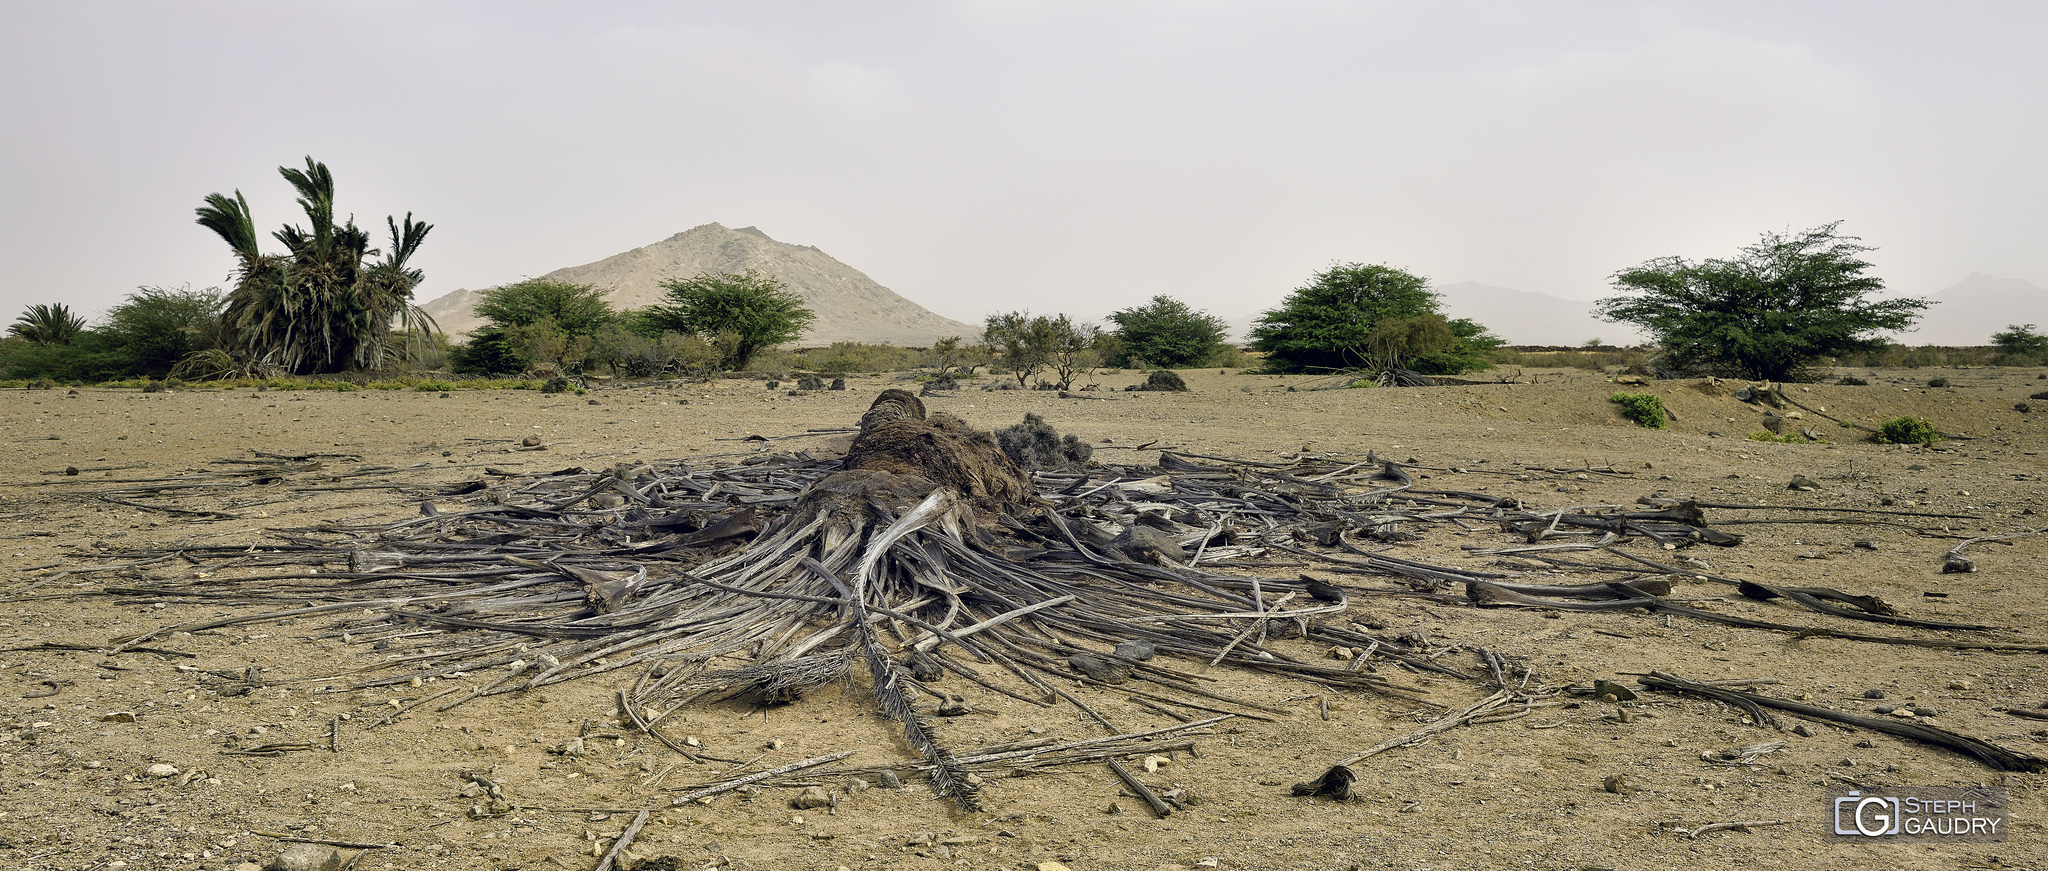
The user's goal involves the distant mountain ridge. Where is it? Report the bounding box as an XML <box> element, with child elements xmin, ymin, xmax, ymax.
<box><xmin>1891</xmin><ymin>273</ymin><xmax>2048</xmax><ymax>346</ymax></box>
<box><xmin>418</xmin><ymin>223</ymin><xmax>978</xmax><ymax>346</ymax></box>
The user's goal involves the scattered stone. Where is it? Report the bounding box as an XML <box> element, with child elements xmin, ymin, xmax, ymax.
<box><xmin>1949</xmin><ymin>680</ymin><xmax>1973</xmax><ymax>691</ymax></box>
<box><xmin>1874</xmin><ymin>705</ymin><xmax>1895</xmax><ymax>714</ymax></box>
<box><xmin>1791</xmin><ymin>724</ymin><xmax>1814</xmax><ymax>737</ymax></box>
<box><xmin>98</xmin><ymin>711</ymin><xmax>136</xmax><ymax>723</ymax></box>
<box><xmin>1787</xmin><ymin>476</ymin><xmax>1819</xmax><ymax>491</ymax></box>
<box><xmin>1602</xmin><ymin>774</ymin><xmax>1635</xmax><ymax>795</ymax></box>
<box><xmin>877</xmin><ymin>770</ymin><xmax>903</xmax><ymax>789</ymax></box>
<box><xmin>1852</xmin><ymin>540</ymin><xmax>1877</xmax><ymax>550</ymax></box>
<box><xmin>1067</xmin><ymin>652</ymin><xmax>1132</xmax><ymax>683</ymax></box>
<box><xmin>1037</xmin><ymin>862</ymin><xmax>1074</xmax><ymax>871</ymax></box>
<box><xmin>520</xmin><ymin>434</ymin><xmax>542</xmax><ymax>447</ymax></box>
<box><xmin>267</xmin><ymin>843</ymin><xmax>349</xmax><ymax>871</ymax></box>
<box><xmin>1113</xmin><ymin>640</ymin><xmax>1156</xmax><ymax>661</ymax></box>
<box><xmin>1863</xmin><ymin>689</ymin><xmax>1886</xmax><ymax>699</ymax></box>
<box><xmin>1942</xmin><ymin>554</ymin><xmax>1977</xmax><ymax>573</ymax></box>
<box><xmin>791</xmin><ymin>786</ymin><xmax>832</xmax><ymax>809</ymax></box>
<box><xmin>145</xmin><ymin>763</ymin><xmax>179</xmax><ymax>778</ymax></box>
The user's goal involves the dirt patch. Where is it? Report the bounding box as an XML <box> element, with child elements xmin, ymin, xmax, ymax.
<box><xmin>1</xmin><ymin>366</ymin><xmax>2044</xmax><ymax>870</ymax></box>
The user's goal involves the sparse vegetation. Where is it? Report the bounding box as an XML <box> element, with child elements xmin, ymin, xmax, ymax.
<box><xmin>994</xmin><ymin>413</ymin><xmax>1093</xmax><ymax>472</ymax></box>
<box><xmin>1250</xmin><ymin>263</ymin><xmax>1501</xmax><ymax>375</ymax></box>
<box><xmin>1105</xmin><ymin>295</ymin><xmax>1231</xmax><ymax>368</ymax></box>
<box><xmin>1126</xmin><ymin>369</ymin><xmax>1189</xmax><ymax>392</ymax></box>
<box><xmin>1609</xmin><ymin>392</ymin><xmax>1668</xmax><ymax>429</ymax></box>
<box><xmin>1597</xmin><ymin>222</ymin><xmax>1927</xmax><ymax>382</ymax></box>
<box><xmin>1875</xmin><ymin>416</ymin><xmax>1942</xmax><ymax>445</ymax></box>
<box><xmin>983</xmin><ymin>312</ymin><xmax>1099</xmax><ymax>390</ymax></box>
<box><xmin>641</xmin><ymin>270</ymin><xmax>816</xmax><ymax>371</ymax></box>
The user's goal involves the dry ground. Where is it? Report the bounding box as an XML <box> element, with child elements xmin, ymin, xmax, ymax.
<box><xmin>1</xmin><ymin>366</ymin><xmax>2045</xmax><ymax>871</ymax></box>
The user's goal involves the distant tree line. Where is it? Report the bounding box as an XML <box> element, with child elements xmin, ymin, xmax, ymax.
<box><xmin>6</xmin><ymin>161</ymin><xmax>2018</xmax><ymax>386</ymax></box>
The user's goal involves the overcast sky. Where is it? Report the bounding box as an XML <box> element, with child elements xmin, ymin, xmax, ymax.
<box><xmin>4</xmin><ymin>1</ymin><xmax>2043</xmax><ymax>332</ymax></box>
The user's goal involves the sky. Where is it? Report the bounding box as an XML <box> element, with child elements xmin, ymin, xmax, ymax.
<box><xmin>4</xmin><ymin>1</ymin><xmax>2044</xmax><ymax>334</ymax></box>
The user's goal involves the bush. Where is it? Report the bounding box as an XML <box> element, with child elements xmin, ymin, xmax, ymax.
<box><xmin>1926</xmin><ymin>377</ymin><xmax>1950</xmax><ymax>388</ymax></box>
<box><xmin>1836</xmin><ymin>376</ymin><xmax>1869</xmax><ymax>386</ymax></box>
<box><xmin>1875</xmin><ymin>416</ymin><xmax>1941</xmax><ymax>445</ymax></box>
<box><xmin>1609</xmin><ymin>392</ymin><xmax>1667</xmax><ymax>428</ymax></box>
<box><xmin>995</xmin><ymin>413</ymin><xmax>1092</xmax><ymax>472</ymax></box>
<box><xmin>26</xmin><ymin>378</ymin><xmax>57</xmax><ymax>390</ymax></box>
<box><xmin>1126</xmin><ymin>369</ymin><xmax>1189</xmax><ymax>392</ymax></box>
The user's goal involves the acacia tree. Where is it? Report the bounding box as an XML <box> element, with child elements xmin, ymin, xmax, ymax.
<box><xmin>1991</xmin><ymin>324</ymin><xmax>2048</xmax><ymax>359</ymax></box>
<box><xmin>8</xmin><ymin>303</ymin><xmax>88</xmax><ymax>346</ymax></box>
<box><xmin>100</xmin><ymin>286</ymin><xmax>226</xmax><ymax>378</ymax></box>
<box><xmin>1250</xmin><ymin>263</ymin><xmax>1497</xmax><ymax>375</ymax></box>
<box><xmin>641</xmin><ymin>270</ymin><xmax>814</xmax><ymax>370</ymax></box>
<box><xmin>1106</xmin><ymin>295</ymin><xmax>1230</xmax><ymax>368</ymax></box>
<box><xmin>197</xmin><ymin>157</ymin><xmax>434</xmax><ymax>374</ymax></box>
<box><xmin>1597</xmin><ymin>222</ymin><xmax>1928</xmax><ymax>382</ymax></box>
<box><xmin>455</xmin><ymin>279</ymin><xmax>615</xmax><ymax>375</ymax></box>
<box><xmin>983</xmin><ymin>311</ymin><xmax>1098</xmax><ymax>388</ymax></box>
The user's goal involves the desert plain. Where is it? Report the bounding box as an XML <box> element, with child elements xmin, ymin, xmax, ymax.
<box><xmin>0</xmin><ymin>366</ymin><xmax>2044</xmax><ymax>871</ymax></box>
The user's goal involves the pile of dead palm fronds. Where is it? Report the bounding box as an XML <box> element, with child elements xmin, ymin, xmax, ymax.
<box><xmin>65</xmin><ymin>391</ymin><xmax>2048</xmax><ymax>810</ymax></box>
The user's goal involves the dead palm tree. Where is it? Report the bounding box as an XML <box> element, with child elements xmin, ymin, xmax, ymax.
<box><xmin>7</xmin><ymin>303</ymin><xmax>88</xmax><ymax>346</ymax></box>
<box><xmin>197</xmin><ymin>157</ymin><xmax>435</xmax><ymax>374</ymax></box>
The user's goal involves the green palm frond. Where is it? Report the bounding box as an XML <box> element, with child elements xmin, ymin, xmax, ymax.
<box><xmin>195</xmin><ymin>190</ymin><xmax>261</xmax><ymax>262</ymax></box>
<box><xmin>8</xmin><ymin>302</ymin><xmax>89</xmax><ymax>345</ymax></box>
<box><xmin>278</xmin><ymin>156</ymin><xmax>336</xmax><ymax>256</ymax></box>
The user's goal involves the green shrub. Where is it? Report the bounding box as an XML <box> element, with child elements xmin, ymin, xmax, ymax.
<box><xmin>414</xmin><ymin>380</ymin><xmax>459</xmax><ymax>392</ymax></box>
<box><xmin>1609</xmin><ymin>392</ymin><xmax>1667</xmax><ymax>428</ymax></box>
<box><xmin>1746</xmin><ymin>431</ymin><xmax>1804</xmax><ymax>443</ymax></box>
<box><xmin>1875</xmin><ymin>416</ymin><xmax>1941</xmax><ymax>445</ymax></box>
<box><xmin>1836</xmin><ymin>376</ymin><xmax>1868</xmax><ymax>386</ymax></box>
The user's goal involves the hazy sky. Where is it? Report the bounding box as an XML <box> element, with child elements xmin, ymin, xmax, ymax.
<box><xmin>5</xmin><ymin>1</ymin><xmax>2043</xmax><ymax>331</ymax></box>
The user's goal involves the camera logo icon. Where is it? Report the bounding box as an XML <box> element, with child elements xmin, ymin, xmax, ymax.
<box><xmin>1833</xmin><ymin>791</ymin><xmax>1901</xmax><ymax>836</ymax></box>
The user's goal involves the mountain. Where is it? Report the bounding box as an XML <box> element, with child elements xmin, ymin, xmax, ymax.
<box><xmin>1227</xmin><ymin>282</ymin><xmax>1649</xmax><ymax>347</ymax></box>
<box><xmin>1432</xmin><ymin>281</ymin><xmax>1648</xmax><ymax>347</ymax></box>
<box><xmin>418</xmin><ymin>223</ymin><xmax>978</xmax><ymax>346</ymax></box>
<box><xmin>1888</xmin><ymin>273</ymin><xmax>2048</xmax><ymax>346</ymax></box>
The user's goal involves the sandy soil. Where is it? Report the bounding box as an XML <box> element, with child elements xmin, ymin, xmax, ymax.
<box><xmin>1</xmin><ymin>366</ymin><xmax>2045</xmax><ymax>871</ymax></box>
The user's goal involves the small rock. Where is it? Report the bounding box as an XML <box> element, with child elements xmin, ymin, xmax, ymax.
<box><xmin>146</xmin><ymin>763</ymin><xmax>179</xmax><ymax>778</ymax></box>
<box><xmin>1113</xmin><ymin>640</ymin><xmax>1156</xmax><ymax>661</ymax></box>
<box><xmin>1037</xmin><ymin>863</ymin><xmax>1074</xmax><ymax>871</ymax></box>
<box><xmin>520</xmin><ymin>434</ymin><xmax>542</xmax><ymax>447</ymax></box>
<box><xmin>791</xmin><ymin>786</ymin><xmax>832</xmax><ymax>809</ymax></box>
<box><xmin>1912</xmin><ymin>706</ymin><xmax>1939</xmax><ymax>717</ymax></box>
<box><xmin>1863</xmin><ymin>689</ymin><xmax>1887</xmax><ymax>699</ymax></box>
<box><xmin>1792</xmin><ymin>724</ymin><xmax>1814</xmax><ymax>737</ymax></box>
<box><xmin>1949</xmin><ymin>680</ymin><xmax>1973</xmax><ymax>691</ymax></box>
<box><xmin>268</xmin><ymin>843</ymin><xmax>348</xmax><ymax>871</ymax></box>
<box><xmin>1942</xmin><ymin>555</ymin><xmax>1977</xmax><ymax>573</ymax></box>
<box><xmin>1787</xmin><ymin>476</ymin><xmax>1819</xmax><ymax>491</ymax></box>
<box><xmin>1067</xmin><ymin>653</ymin><xmax>1131</xmax><ymax>683</ymax></box>
<box><xmin>1874</xmin><ymin>705</ymin><xmax>1895</xmax><ymax>714</ymax></box>
<box><xmin>877</xmin><ymin>770</ymin><xmax>903</xmax><ymax>789</ymax></box>
<box><xmin>1602</xmin><ymin>774</ymin><xmax>1635</xmax><ymax>795</ymax></box>
<box><xmin>1890</xmin><ymin>708</ymin><xmax>1916</xmax><ymax>718</ymax></box>
<box><xmin>1852</xmin><ymin>540</ymin><xmax>1877</xmax><ymax>550</ymax></box>
<box><xmin>99</xmin><ymin>711</ymin><xmax>137</xmax><ymax>723</ymax></box>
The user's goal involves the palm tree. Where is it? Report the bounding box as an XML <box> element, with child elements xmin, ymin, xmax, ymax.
<box><xmin>7</xmin><ymin>303</ymin><xmax>88</xmax><ymax>346</ymax></box>
<box><xmin>196</xmin><ymin>157</ymin><xmax>435</xmax><ymax>374</ymax></box>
